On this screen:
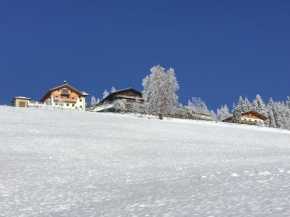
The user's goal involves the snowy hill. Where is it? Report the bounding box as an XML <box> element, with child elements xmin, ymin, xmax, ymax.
<box><xmin>1</xmin><ymin>106</ymin><xmax>290</xmax><ymax>216</ymax></box>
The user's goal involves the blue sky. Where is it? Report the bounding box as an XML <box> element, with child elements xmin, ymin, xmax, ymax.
<box><xmin>1</xmin><ymin>0</ymin><xmax>289</xmax><ymax>110</ymax></box>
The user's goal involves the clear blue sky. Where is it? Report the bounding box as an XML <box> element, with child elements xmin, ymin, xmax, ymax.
<box><xmin>1</xmin><ymin>0</ymin><xmax>289</xmax><ymax>110</ymax></box>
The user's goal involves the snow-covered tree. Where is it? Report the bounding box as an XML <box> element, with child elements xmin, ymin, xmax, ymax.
<box><xmin>96</xmin><ymin>98</ymin><xmax>100</xmax><ymax>104</ymax></box>
<box><xmin>252</xmin><ymin>94</ymin><xmax>268</xmax><ymax>117</ymax></box>
<box><xmin>113</xmin><ymin>99</ymin><xmax>126</xmax><ymax>113</ymax></box>
<box><xmin>286</xmin><ymin>96</ymin><xmax>290</xmax><ymax>109</ymax></box>
<box><xmin>232</xmin><ymin>103</ymin><xmax>236</xmax><ymax>114</ymax></box>
<box><xmin>91</xmin><ymin>96</ymin><xmax>96</xmax><ymax>106</ymax></box>
<box><xmin>216</xmin><ymin>104</ymin><xmax>231</xmax><ymax>122</ymax></box>
<box><xmin>236</xmin><ymin>96</ymin><xmax>246</xmax><ymax>113</ymax></box>
<box><xmin>103</xmin><ymin>90</ymin><xmax>109</xmax><ymax>99</ymax></box>
<box><xmin>187</xmin><ymin>97</ymin><xmax>209</xmax><ymax>114</ymax></box>
<box><xmin>235</xmin><ymin>96</ymin><xmax>251</xmax><ymax>113</ymax></box>
<box><xmin>210</xmin><ymin>110</ymin><xmax>217</xmax><ymax>122</ymax></box>
<box><xmin>111</xmin><ymin>87</ymin><xmax>116</xmax><ymax>93</ymax></box>
<box><xmin>252</xmin><ymin>94</ymin><xmax>269</xmax><ymax>125</ymax></box>
<box><xmin>244</xmin><ymin>97</ymin><xmax>252</xmax><ymax>111</ymax></box>
<box><xmin>142</xmin><ymin>65</ymin><xmax>179</xmax><ymax>120</ymax></box>
<box><xmin>267</xmin><ymin>98</ymin><xmax>277</xmax><ymax>128</ymax></box>
<box><xmin>133</xmin><ymin>99</ymin><xmax>141</xmax><ymax>114</ymax></box>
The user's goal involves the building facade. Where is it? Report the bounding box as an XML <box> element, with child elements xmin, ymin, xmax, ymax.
<box><xmin>88</xmin><ymin>88</ymin><xmax>143</xmax><ymax>112</ymax></box>
<box><xmin>12</xmin><ymin>81</ymin><xmax>89</xmax><ymax>111</ymax></box>
<box><xmin>38</xmin><ymin>81</ymin><xmax>89</xmax><ymax>110</ymax></box>
<box><xmin>223</xmin><ymin>111</ymin><xmax>268</xmax><ymax>126</ymax></box>
<box><xmin>12</xmin><ymin>97</ymin><xmax>31</xmax><ymax>107</ymax></box>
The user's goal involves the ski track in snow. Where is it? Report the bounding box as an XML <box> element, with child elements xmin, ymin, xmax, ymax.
<box><xmin>1</xmin><ymin>106</ymin><xmax>290</xmax><ymax>216</ymax></box>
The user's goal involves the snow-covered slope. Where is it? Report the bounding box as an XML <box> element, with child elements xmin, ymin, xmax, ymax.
<box><xmin>1</xmin><ymin>106</ymin><xmax>290</xmax><ymax>217</ymax></box>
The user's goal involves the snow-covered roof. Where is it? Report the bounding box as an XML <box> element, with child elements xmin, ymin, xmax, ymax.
<box><xmin>12</xmin><ymin>96</ymin><xmax>31</xmax><ymax>103</ymax></box>
<box><xmin>40</xmin><ymin>82</ymin><xmax>89</xmax><ymax>102</ymax></box>
<box><xmin>99</xmin><ymin>87</ymin><xmax>142</xmax><ymax>104</ymax></box>
<box><xmin>82</xmin><ymin>92</ymin><xmax>89</xmax><ymax>96</ymax></box>
<box><xmin>14</xmin><ymin>96</ymin><xmax>31</xmax><ymax>99</ymax></box>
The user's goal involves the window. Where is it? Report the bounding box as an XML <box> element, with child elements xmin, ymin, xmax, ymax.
<box><xmin>80</xmin><ymin>99</ymin><xmax>82</xmax><ymax>102</ymax></box>
<box><xmin>62</xmin><ymin>89</ymin><xmax>69</xmax><ymax>94</ymax></box>
<box><xmin>72</xmin><ymin>104</ymin><xmax>75</xmax><ymax>107</ymax></box>
<box><xmin>67</xmin><ymin>104</ymin><xmax>69</xmax><ymax>106</ymax></box>
<box><xmin>80</xmin><ymin>105</ymin><xmax>82</xmax><ymax>108</ymax></box>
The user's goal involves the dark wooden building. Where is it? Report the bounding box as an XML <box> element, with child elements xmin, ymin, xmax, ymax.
<box><xmin>88</xmin><ymin>88</ymin><xmax>144</xmax><ymax>112</ymax></box>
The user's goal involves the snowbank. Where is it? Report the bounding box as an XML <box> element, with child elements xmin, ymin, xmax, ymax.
<box><xmin>1</xmin><ymin>106</ymin><xmax>290</xmax><ymax>216</ymax></box>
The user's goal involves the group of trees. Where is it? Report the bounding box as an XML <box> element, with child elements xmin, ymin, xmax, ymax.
<box><xmin>227</xmin><ymin>95</ymin><xmax>290</xmax><ymax>130</ymax></box>
<box><xmin>89</xmin><ymin>65</ymin><xmax>290</xmax><ymax>130</ymax></box>
<box><xmin>91</xmin><ymin>86</ymin><xmax>117</xmax><ymax>106</ymax></box>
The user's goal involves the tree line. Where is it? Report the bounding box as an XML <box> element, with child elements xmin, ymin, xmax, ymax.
<box><xmin>90</xmin><ymin>65</ymin><xmax>290</xmax><ymax>129</ymax></box>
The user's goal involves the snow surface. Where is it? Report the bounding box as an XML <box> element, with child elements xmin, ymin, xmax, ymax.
<box><xmin>1</xmin><ymin>106</ymin><xmax>290</xmax><ymax>216</ymax></box>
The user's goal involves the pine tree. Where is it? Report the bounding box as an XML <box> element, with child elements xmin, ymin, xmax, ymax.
<box><xmin>103</xmin><ymin>90</ymin><xmax>109</xmax><ymax>99</ymax></box>
<box><xmin>267</xmin><ymin>98</ymin><xmax>277</xmax><ymax>128</ymax></box>
<box><xmin>111</xmin><ymin>87</ymin><xmax>116</xmax><ymax>93</ymax></box>
<box><xmin>236</xmin><ymin>96</ymin><xmax>246</xmax><ymax>113</ymax></box>
<box><xmin>142</xmin><ymin>65</ymin><xmax>179</xmax><ymax>120</ymax></box>
<box><xmin>216</xmin><ymin>104</ymin><xmax>231</xmax><ymax>121</ymax></box>
<box><xmin>232</xmin><ymin>103</ymin><xmax>237</xmax><ymax>114</ymax></box>
<box><xmin>244</xmin><ymin>97</ymin><xmax>252</xmax><ymax>111</ymax></box>
<box><xmin>252</xmin><ymin>94</ymin><xmax>269</xmax><ymax>120</ymax></box>
<box><xmin>91</xmin><ymin>96</ymin><xmax>96</xmax><ymax>106</ymax></box>
<box><xmin>210</xmin><ymin>110</ymin><xmax>217</xmax><ymax>122</ymax></box>
<box><xmin>286</xmin><ymin>96</ymin><xmax>290</xmax><ymax>109</ymax></box>
<box><xmin>96</xmin><ymin>98</ymin><xmax>100</xmax><ymax>104</ymax></box>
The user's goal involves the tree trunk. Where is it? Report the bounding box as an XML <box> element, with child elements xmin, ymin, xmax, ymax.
<box><xmin>159</xmin><ymin>113</ymin><xmax>163</xmax><ymax>120</ymax></box>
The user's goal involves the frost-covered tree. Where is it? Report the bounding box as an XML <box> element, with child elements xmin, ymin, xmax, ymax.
<box><xmin>210</xmin><ymin>110</ymin><xmax>217</xmax><ymax>122</ymax></box>
<box><xmin>232</xmin><ymin>103</ymin><xmax>236</xmax><ymax>114</ymax></box>
<box><xmin>216</xmin><ymin>104</ymin><xmax>231</xmax><ymax>122</ymax></box>
<box><xmin>96</xmin><ymin>98</ymin><xmax>100</xmax><ymax>104</ymax></box>
<box><xmin>142</xmin><ymin>65</ymin><xmax>179</xmax><ymax>120</ymax></box>
<box><xmin>286</xmin><ymin>96</ymin><xmax>290</xmax><ymax>109</ymax></box>
<box><xmin>187</xmin><ymin>97</ymin><xmax>209</xmax><ymax>114</ymax></box>
<box><xmin>111</xmin><ymin>87</ymin><xmax>116</xmax><ymax>93</ymax></box>
<box><xmin>103</xmin><ymin>90</ymin><xmax>109</xmax><ymax>99</ymax></box>
<box><xmin>252</xmin><ymin>94</ymin><xmax>269</xmax><ymax>125</ymax></box>
<box><xmin>236</xmin><ymin>96</ymin><xmax>245</xmax><ymax>113</ymax></box>
<box><xmin>91</xmin><ymin>96</ymin><xmax>96</xmax><ymax>106</ymax></box>
<box><xmin>133</xmin><ymin>99</ymin><xmax>141</xmax><ymax>114</ymax></box>
<box><xmin>113</xmin><ymin>99</ymin><xmax>126</xmax><ymax>113</ymax></box>
<box><xmin>244</xmin><ymin>97</ymin><xmax>252</xmax><ymax>111</ymax></box>
<box><xmin>267</xmin><ymin>98</ymin><xmax>277</xmax><ymax>128</ymax></box>
<box><xmin>252</xmin><ymin>94</ymin><xmax>268</xmax><ymax>118</ymax></box>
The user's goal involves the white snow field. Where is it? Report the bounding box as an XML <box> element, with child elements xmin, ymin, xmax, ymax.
<box><xmin>1</xmin><ymin>106</ymin><xmax>290</xmax><ymax>217</ymax></box>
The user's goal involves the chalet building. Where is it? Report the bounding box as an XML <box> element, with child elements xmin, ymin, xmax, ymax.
<box><xmin>88</xmin><ymin>88</ymin><xmax>143</xmax><ymax>112</ymax></box>
<box><xmin>12</xmin><ymin>81</ymin><xmax>89</xmax><ymax>111</ymax></box>
<box><xmin>39</xmin><ymin>81</ymin><xmax>89</xmax><ymax>110</ymax></box>
<box><xmin>223</xmin><ymin>111</ymin><xmax>268</xmax><ymax>126</ymax></box>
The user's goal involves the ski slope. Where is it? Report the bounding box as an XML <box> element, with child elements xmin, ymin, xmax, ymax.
<box><xmin>1</xmin><ymin>106</ymin><xmax>290</xmax><ymax>217</ymax></box>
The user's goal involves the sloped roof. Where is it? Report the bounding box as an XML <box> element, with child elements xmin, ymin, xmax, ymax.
<box><xmin>11</xmin><ymin>96</ymin><xmax>31</xmax><ymax>103</ymax></box>
<box><xmin>222</xmin><ymin>110</ymin><xmax>268</xmax><ymax>122</ymax></box>
<box><xmin>99</xmin><ymin>87</ymin><xmax>142</xmax><ymax>104</ymax></box>
<box><xmin>40</xmin><ymin>83</ymin><xmax>89</xmax><ymax>102</ymax></box>
<box><xmin>241</xmin><ymin>110</ymin><xmax>268</xmax><ymax>121</ymax></box>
